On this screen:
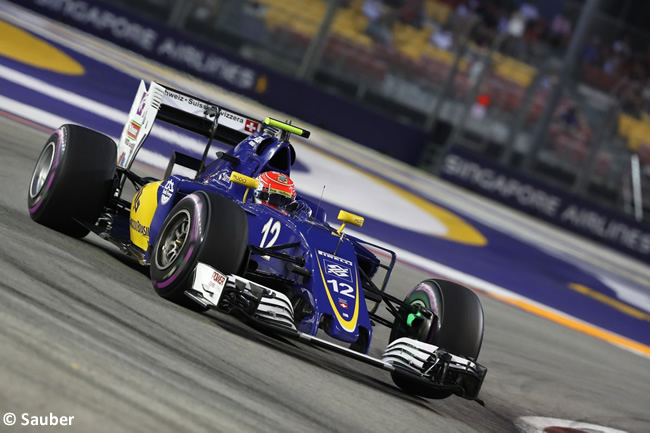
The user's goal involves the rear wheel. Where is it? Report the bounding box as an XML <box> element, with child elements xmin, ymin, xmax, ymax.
<box><xmin>150</xmin><ymin>191</ymin><xmax>248</xmax><ymax>311</ymax></box>
<box><xmin>28</xmin><ymin>124</ymin><xmax>116</xmax><ymax>237</ymax></box>
<box><xmin>389</xmin><ymin>279</ymin><xmax>484</xmax><ymax>399</ymax></box>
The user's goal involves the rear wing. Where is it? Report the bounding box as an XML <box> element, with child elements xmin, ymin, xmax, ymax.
<box><xmin>117</xmin><ymin>81</ymin><xmax>263</xmax><ymax>169</ymax></box>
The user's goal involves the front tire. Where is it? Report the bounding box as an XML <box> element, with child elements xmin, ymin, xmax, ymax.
<box><xmin>28</xmin><ymin>124</ymin><xmax>116</xmax><ymax>237</ymax></box>
<box><xmin>389</xmin><ymin>279</ymin><xmax>484</xmax><ymax>399</ymax></box>
<box><xmin>150</xmin><ymin>191</ymin><xmax>248</xmax><ymax>311</ymax></box>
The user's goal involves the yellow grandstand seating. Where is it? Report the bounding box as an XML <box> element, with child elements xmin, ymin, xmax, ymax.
<box><xmin>422</xmin><ymin>44</ymin><xmax>459</xmax><ymax>66</ymax></box>
<box><xmin>619</xmin><ymin>113</ymin><xmax>637</xmax><ymax>139</ymax></box>
<box><xmin>261</xmin><ymin>0</ymin><xmax>649</xmax><ymax>155</ymax></box>
<box><xmin>622</xmin><ymin>116</ymin><xmax>650</xmax><ymax>151</ymax></box>
<box><xmin>424</xmin><ymin>0</ymin><xmax>451</xmax><ymax>25</ymax></box>
<box><xmin>491</xmin><ymin>55</ymin><xmax>535</xmax><ymax>87</ymax></box>
<box><xmin>263</xmin><ymin>0</ymin><xmax>534</xmax><ymax>92</ymax></box>
<box><xmin>641</xmin><ymin>112</ymin><xmax>650</xmax><ymax>123</ymax></box>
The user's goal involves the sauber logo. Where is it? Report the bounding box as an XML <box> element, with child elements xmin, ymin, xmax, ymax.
<box><xmin>326</xmin><ymin>263</ymin><xmax>350</xmax><ymax>279</ymax></box>
<box><xmin>161</xmin><ymin>179</ymin><xmax>174</xmax><ymax>205</ymax></box>
<box><xmin>324</xmin><ymin>258</ymin><xmax>353</xmax><ymax>282</ymax></box>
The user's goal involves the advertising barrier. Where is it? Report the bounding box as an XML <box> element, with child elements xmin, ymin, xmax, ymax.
<box><xmin>12</xmin><ymin>0</ymin><xmax>429</xmax><ymax>165</ymax></box>
<box><xmin>440</xmin><ymin>147</ymin><xmax>650</xmax><ymax>261</ymax></box>
<box><xmin>10</xmin><ymin>0</ymin><xmax>650</xmax><ymax>261</ymax></box>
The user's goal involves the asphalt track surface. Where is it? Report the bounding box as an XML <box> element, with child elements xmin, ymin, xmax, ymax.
<box><xmin>1</xmin><ymin>117</ymin><xmax>649</xmax><ymax>432</ymax></box>
<box><xmin>1</xmin><ymin>0</ymin><xmax>649</xmax><ymax>355</ymax></box>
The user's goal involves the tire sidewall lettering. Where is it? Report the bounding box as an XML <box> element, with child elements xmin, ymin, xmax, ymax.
<box><xmin>152</xmin><ymin>193</ymin><xmax>206</xmax><ymax>291</ymax></box>
<box><xmin>28</xmin><ymin>127</ymin><xmax>66</xmax><ymax>214</ymax></box>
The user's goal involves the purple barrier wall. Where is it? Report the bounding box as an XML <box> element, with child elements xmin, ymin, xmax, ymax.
<box><xmin>15</xmin><ymin>0</ymin><xmax>649</xmax><ymax>261</ymax></box>
<box><xmin>440</xmin><ymin>146</ymin><xmax>650</xmax><ymax>262</ymax></box>
<box><xmin>13</xmin><ymin>0</ymin><xmax>428</xmax><ymax>165</ymax></box>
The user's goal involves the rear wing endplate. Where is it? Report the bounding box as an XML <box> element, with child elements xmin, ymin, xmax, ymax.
<box><xmin>117</xmin><ymin>81</ymin><xmax>263</xmax><ymax>169</ymax></box>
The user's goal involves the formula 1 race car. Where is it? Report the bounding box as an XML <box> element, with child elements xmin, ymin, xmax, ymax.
<box><xmin>27</xmin><ymin>81</ymin><xmax>487</xmax><ymax>403</ymax></box>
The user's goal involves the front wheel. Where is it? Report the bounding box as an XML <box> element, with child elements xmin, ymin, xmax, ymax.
<box><xmin>150</xmin><ymin>191</ymin><xmax>249</xmax><ymax>311</ymax></box>
<box><xmin>389</xmin><ymin>279</ymin><xmax>484</xmax><ymax>399</ymax></box>
<box><xmin>28</xmin><ymin>124</ymin><xmax>116</xmax><ymax>237</ymax></box>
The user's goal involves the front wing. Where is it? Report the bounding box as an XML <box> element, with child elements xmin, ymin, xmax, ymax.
<box><xmin>187</xmin><ymin>262</ymin><xmax>486</xmax><ymax>403</ymax></box>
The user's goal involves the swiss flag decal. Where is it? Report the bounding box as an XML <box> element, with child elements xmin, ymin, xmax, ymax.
<box><xmin>245</xmin><ymin>119</ymin><xmax>259</xmax><ymax>133</ymax></box>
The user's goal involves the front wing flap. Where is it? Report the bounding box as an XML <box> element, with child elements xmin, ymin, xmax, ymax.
<box><xmin>188</xmin><ymin>262</ymin><xmax>297</xmax><ymax>330</ymax></box>
<box><xmin>382</xmin><ymin>338</ymin><xmax>487</xmax><ymax>402</ymax></box>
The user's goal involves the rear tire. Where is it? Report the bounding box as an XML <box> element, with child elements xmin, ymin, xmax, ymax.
<box><xmin>28</xmin><ymin>125</ymin><xmax>116</xmax><ymax>237</ymax></box>
<box><xmin>389</xmin><ymin>279</ymin><xmax>484</xmax><ymax>399</ymax></box>
<box><xmin>150</xmin><ymin>191</ymin><xmax>248</xmax><ymax>311</ymax></box>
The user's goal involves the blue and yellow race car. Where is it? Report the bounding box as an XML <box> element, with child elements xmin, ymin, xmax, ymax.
<box><xmin>27</xmin><ymin>81</ymin><xmax>487</xmax><ymax>403</ymax></box>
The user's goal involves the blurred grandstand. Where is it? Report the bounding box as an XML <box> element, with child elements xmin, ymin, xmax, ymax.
<box><xmin>110</xmin><ymin>0</ymin><xmax>650</xmax><ymax>224</ymax></box>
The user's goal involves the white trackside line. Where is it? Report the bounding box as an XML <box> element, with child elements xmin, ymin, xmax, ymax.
<box><xmin>3</xmin><ymin>93</ymin><xmax>648</xmax><ymax>357</ymax></box>
<box><xmin>347</xmin><ymin>228</ymin><xmax>650</xmax><ymax>359</ymax></box>
<box><xmin>0</xmin><ymin>93</ymin><xmax>72</xmax><ymax>128</ymax></box>
<box><xmin>3</xmin><ymin>3</ymin><xmax>649</xmax><ymax>293</ymax></box>
<box><xmin>0</xmin><ymin>64</ymin><xmax>209</xmax><ymax>156</ymax></box>
<box><xmin>1</xmin><ymin>91</ymin><xmax>643</xmax><ymax>356</ymax></box>
<box><xmin>0</xmin><ymin>63</ymin><xmax>125</xmax><ymax>123</ymax></box>
<box><xmin>3</xmin><ymin>1</ymin><xmax>649</xmax><ymax>351</ymax></box>
<box><xmin>514</xmin><ymin>416</ymin><xmax>629</xmax><ymax>433</ymax></box>
<box><xmin>0</xmin><ymin>94</ymin><xmax>168</xmax><ymax>169</ymax></box>
<box><xmin>349</xmin><ymin>228</ymin><xmax>565</xmax><ymax>306</ymax></box>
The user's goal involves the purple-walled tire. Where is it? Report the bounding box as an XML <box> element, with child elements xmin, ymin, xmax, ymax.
<box><xmin>389</xmin><ymin>279</ymin><xmax>484</xmax><ymax>399</ymax></box>
<box><xmin>150</xmin><ymin>191</ymin><xmax>248</xmax><ymax>311</ymax></box>
<box><xmin>27</xmin><ymin>124</ymin><xmax>116</xmax><ymax>238</ymax></box>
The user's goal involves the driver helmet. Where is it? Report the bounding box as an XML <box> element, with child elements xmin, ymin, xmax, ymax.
<box><xmin>254</xmin><ymin>171</ymin><xmax>296</xmax><ymax>208</ymax></box>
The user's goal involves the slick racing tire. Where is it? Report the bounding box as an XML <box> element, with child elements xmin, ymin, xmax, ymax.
<box><xmin>150</xmin><ymin>191</ymin><xmax>248</xmax><ymax>311</ymax></box>
<box><xmin>28</xmin><ymin>124</ymin><xmax>117</xmax><ymax>238</ymax></box>
<box><xmin>389</xmin><ymin>279</ymin><xmax>484</xmax><ymax>399</ymax></box>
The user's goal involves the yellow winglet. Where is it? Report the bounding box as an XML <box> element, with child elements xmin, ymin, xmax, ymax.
<box><xmin>337</xmin><ymin>210</ymin><xmax>364</xmax><ymax>235</ymax></box>
<box><xmin>230</xmin><ymin>172</ymin><xmax>259</xmax><ymax>202</ymax></box>
<box><xmin>230</xmin><ymin>171</ymin><xmax>259</xmax><ymax>189</ymax></box>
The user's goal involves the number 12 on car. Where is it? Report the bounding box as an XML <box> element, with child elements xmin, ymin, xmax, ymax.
<box><xmin>327</xmin><ymin>279</ymin><xmax>355</xmax><ymax>298</ymax></box>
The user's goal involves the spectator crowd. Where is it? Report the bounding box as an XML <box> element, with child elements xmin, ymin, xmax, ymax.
<box><xmin>361</xmin><ymin>0</ymin><xmax>650</xmax><ymax>117</ymax></box>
